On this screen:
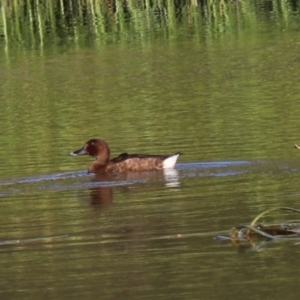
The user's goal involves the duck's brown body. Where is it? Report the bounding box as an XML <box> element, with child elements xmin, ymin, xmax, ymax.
<box><xmin>70</xmin><ymin>139</ymin><xmax>181</xmax><ymax>174</ymax></box>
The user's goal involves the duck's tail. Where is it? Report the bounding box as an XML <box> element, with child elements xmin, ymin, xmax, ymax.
<box><xmin>163</xmin><ymin>152</ymin><xmax>182</xmax><ymax>169</ymax></box>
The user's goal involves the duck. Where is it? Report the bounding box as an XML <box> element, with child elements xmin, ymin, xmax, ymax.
<box><xmin>69</xmin><ymin>138</ymin><xmax>182</xmax><ymax>174</ymax></box>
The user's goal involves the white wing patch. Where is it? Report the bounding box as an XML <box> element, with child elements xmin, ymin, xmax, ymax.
<box><xmin>163</xmin><ymin>153</ymin><xmax>180</xmax><ymax>169</ymax></box>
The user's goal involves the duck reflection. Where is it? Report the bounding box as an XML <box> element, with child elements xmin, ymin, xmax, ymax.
<box><xmin>88</xmin><ymin>173</ymin><xmax>115</xmax><ymax>206</ymax></box>
<box><xmin>163</xmin><ymin>168</ymin><xmax>180</xmax><ymax>187</ymax></box>
<box><xmin>87</xmin><ymin>169</ymin><xmax>180</xmax><ymax>206</ymax></box>
<box><xmin>89</xmin><ymin>186</ymin><xmax>113</xmax><ymax>206</ymax></box>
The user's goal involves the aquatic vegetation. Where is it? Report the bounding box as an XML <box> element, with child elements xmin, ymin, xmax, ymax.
<box><xmin>216</xmin><ymin>207</ymin><xmax>300</xmax><ymax>251</ymax></box>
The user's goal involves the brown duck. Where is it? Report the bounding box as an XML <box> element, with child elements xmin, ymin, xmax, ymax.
<box><xmin>70</xmin><ymin>138</ymin><xmax>181</xmax><ymax>174</ymax></box>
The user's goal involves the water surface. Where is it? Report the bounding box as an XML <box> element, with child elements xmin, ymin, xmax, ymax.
<box><xmin>1</xmin><ymin>1</ymin><xmax>300</xmax><ymax>299</ymax></box>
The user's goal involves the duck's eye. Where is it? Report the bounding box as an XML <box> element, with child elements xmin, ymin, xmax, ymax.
<box><xmin>91</xmin><ymin>142</ymin><xmax>94</xmax><ymax>146</ymax></box>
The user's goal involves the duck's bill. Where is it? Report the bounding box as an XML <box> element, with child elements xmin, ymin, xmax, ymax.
<box><xmin>69</xmin><ymin>147</ymin><xmax>87</xmax><ymax>156</ymax></box>
<box><xmin>295</xmin><ymin>144</ymin><xmax>300</xmax><ymax>150</ymax></box>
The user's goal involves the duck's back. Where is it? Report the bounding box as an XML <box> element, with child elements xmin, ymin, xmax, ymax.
<box><xmin>106</xmin><ymin>153</ymin><xmax>179</xmax><ymax>172</ymax></box>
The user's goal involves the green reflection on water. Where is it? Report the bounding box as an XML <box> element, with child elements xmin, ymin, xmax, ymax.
<box><xmin>0</xmin><ymin>1</ymin><xmax>299</xmax><ymax>179</ymax></box>
<box><xmin>0</xmin><ymin>0</ymin><xmax>300</xmax><ymax>51</ymax></box>
<box><xmin>0</xmin><ymin>33</ymin><xmax>300</xmax><ymax>177</ymax></box>
<box><xmin>1</xmin><ymin>2</ymin><xmax>300</xmax><ymax>300</ymax></box>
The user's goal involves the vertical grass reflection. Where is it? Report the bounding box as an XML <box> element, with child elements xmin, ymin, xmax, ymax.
<box><xmin>0</xmin><ymin>0</ymin><xmax>299</xmax><ymax>50</ymax></box>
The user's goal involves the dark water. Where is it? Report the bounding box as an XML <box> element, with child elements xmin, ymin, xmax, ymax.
<box><xmin>1</xmin><ymin>1</ymin><xmax>300</xmax><ymax>299</ymax></box>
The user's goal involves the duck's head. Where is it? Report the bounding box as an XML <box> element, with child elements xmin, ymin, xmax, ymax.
<box><xmin>70</xmin><ymin>138</ymin><xmax>110</xmax><ymax>163</ymax></box>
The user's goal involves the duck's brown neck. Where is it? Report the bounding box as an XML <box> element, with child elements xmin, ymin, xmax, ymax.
<box><xmin>95</xmin><ymin>145</ymin><xmax>110</xmax><ymax>165</ymax></box>
<box><xmin>88</xmin><ymin>161</ymin><xmax>105</xmax><ymax>174</ymax></box>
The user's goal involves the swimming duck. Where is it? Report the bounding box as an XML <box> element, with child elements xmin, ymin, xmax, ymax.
<box><xmin>69</xmin><ymin>138</ymin><xmax>181</xmax><ymax>174</ymax></box>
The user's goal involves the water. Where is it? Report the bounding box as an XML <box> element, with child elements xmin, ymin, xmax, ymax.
<box><xmin>1</xmin><ymin>1</ymin><xmax>300</xmax><ymax>299</ymax></box>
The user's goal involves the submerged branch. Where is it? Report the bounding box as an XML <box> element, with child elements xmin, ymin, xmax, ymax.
<box><xmin>218</xmin><ymin>207</ymin><xmax>300</xmax><ymax>250</ymax></box>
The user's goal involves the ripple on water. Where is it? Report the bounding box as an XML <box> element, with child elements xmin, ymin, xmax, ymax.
<box><xmin>0</xmin><ymin>160</ymin><xmax>267</xmax><ymax>198</ymax></box>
